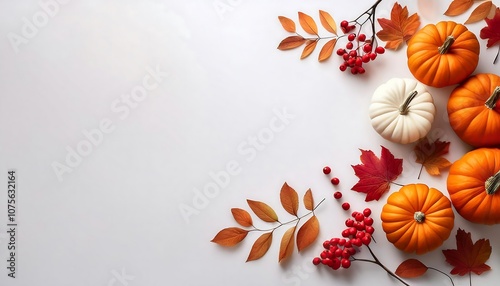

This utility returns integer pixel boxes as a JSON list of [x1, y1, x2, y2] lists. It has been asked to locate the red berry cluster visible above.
[[337, 21, 385, 75], [312, 208, 375, 269]]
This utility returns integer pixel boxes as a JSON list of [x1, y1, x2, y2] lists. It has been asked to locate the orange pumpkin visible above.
[[407, 21, 480, 88], [381, 184, 455, 255], [447, 73, 500, 147], [447, 148, 500, 224]]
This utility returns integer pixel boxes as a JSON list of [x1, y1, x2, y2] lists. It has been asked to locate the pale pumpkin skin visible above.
[[369, 78, 436, 144], [381, 184, 455, 255], [447, 148, 500, 224]]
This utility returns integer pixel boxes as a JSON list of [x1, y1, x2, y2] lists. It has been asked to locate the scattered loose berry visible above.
[[342, 202, 350, 210], [323, 166, 332, 174], [331, 177, 340, 185], [313, 257, 321, 265], [334, 191, 342, 199]]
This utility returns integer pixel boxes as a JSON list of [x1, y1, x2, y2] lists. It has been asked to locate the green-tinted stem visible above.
[[485, 86, 500, 110], [400, 91, 418, 115], [485, 170, 500, 195]]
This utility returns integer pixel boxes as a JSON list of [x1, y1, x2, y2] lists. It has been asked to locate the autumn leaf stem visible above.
[[250, 198, 325, 233], [352, 245, 410, 286], [417, 164, 424, 179], [428, 267, 455, 286], [391, 181, 405, 187]]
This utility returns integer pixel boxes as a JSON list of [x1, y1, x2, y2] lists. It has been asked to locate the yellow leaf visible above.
[[303, 188, 314, 211], [280, 182, 299, 215], [444, 0, 474, 16], [318, 38, 337, 62], [246, 232, 273, 262], [301, 40, 318, 59], [277, 36, 306, 50], [297, 215, 319, 251], [279, 226, 296, 262], [231, 208, 253, 227], [319, 10, 337, 34], [278, 16, 296, 33], [298, 12, 318, 35], [211, 227, 249, 247], [247, 199, 279, 223], [465, 1, 493, 23]]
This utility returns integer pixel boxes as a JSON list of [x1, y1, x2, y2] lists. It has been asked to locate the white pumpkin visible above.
[[369, 78, 436, 144]]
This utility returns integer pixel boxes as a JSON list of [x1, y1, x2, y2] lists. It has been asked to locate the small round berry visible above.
[[355, 212, 364, 222], [363, 208, 372, 217], [345, 42, 354, 49], [350, 67, 359, 75], [347, 58, 356, 67], [362, 235, 372, 245], [336, 48, 346, 56], [320, 251, 328, 259], [341, 258, 351, 268], [375, 46, 385, 54], [331, 177, 340, 185], [362, 54, 371, 63], [344, 240, 352, 248], [313, 257, 321, 265], [332, 258, 341, 270], [323, 166, 332, 174], [342, 229, 350, 238], [338, 238, 346, 246], [340, 20, 349, 28], [352, 238, 363, 247], [355, 57, 363, 67], [330, 238, 340, 245], [356, 231, 365, 239], [355, 221, 365, 231], [347, 33, 356, 41], [349, 50, 358, 58], [345, 218, 354, 227], [334, 191, 343, 199], [364, 217, 374, 226], [370, 52, 377, 60], [334, 248, 343, 257], [346, 247, 357, 255], [339, 63, 347, 72], [342, 249, 351, 259], [322, 258, 331, 265], [363, 44, 372, 53], [347, 25, 356, 32], [348, 227, 357, 236], [358, 67, 366, 74], [342, 202, 350, 210], [323, 240, 331, 249], [358, 33, 367, 41], [351, 211, 359, 218], [342, 53, 350, 61], [365, 225, 375, 234]]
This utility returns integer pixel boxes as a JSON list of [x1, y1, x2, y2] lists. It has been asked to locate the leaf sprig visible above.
[[211, 183, 324, 262]]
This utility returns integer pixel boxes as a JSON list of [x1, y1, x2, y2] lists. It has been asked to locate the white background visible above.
[[1, 0, 499, 285]]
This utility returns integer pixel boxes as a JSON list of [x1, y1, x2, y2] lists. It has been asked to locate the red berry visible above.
[[358, 67, 366, 74], [355, 212, 364, 222], [346, 42, 354, 49], [313, 257, 321, 265], [350, 67, 358, 75], [355, 221, 365, 231], [342, 249, 351, 259], [347, 25, 356, 32], [364, 217, 374, 226], [341, 258, 351, 268], [351, 211, 359, 218], [320, 251, 328, 259], [322, 258, 331, 265], [332, 258, 341, 270], [323, 166, 331, 174], [340, 20, 349, 28], [339, 63, 347, 72], [344, 240, 352, 248], [330, 238, 340, 245], [349, 50, 358, 58], [348, 227, 357, 236], [345, 218, 354, 227], [334, 191, 342, 199], [365, 225, 375, 234], [342, 202, 350, 210], [375, 46, 385, 54], [338, 238, 346, 246], [342, 229, 350, 238], [334, 248, 343, 257], [363, 208, 372, 217], [346, 247, 357, 255], [362, 235, 372, 245], [363, 44, 372, 53], [323, 240, 331, 249], [370, 52, 377, 60], [336, 48, 346, 56], [362, 54, 371, 63], [358, 33, 367, 41], [331, 177, 340, 185], [342, 53, 350, 61], [348, 33, 356, 41], [355, 57, 363, 67], [352, 238, 363, 247], [356, 231, 365, 239]]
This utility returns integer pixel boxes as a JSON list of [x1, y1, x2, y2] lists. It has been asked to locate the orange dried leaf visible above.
[[465, 1, 493, 23], [395, 259, 428, 278], [247, 199, 279, 223], [445, 0, 474, 16], [211, 227, 249, 247], [278, 16, 296, 33], [318, 38, 337, 62], [280, 182, 299, 216], [231, 208, 253, 227], [303, 188, 314, 211], [319, 10, 337, 34], [376, 3, 420, 50], [246, 232, 273, 262], [301, 40, 318, 59], [279, 226, 296, 262], [414, 138, 451, 178], [298, 12, 318, 35], [296, 215, 319, 251], [277, 36, 306, 50]]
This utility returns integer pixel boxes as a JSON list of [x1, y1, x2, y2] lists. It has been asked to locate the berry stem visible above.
[[494, 45, 499, 64], [428, 267, 455, 286]]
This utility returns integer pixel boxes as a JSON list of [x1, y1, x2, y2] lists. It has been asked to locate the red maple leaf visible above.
[[480, 7, 500, 48], [442, 228, 492, 276], [351, 146, 403, 201]]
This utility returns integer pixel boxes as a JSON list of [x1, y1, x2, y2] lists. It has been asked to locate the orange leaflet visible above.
[[319, 10, 337, 34], [444, 0, 474, 16], [298, 12, 318, 35], [247, 199, 279, 222], [414, 138, 451, 178], [442, 228, 492, 276], [318, 38, 337, 62], [279, 226, 296, 262], [277, 36, 306, 50], [301, 40, 318, 59], [278, 16, 296, 33], [466, 1, 494, 23], [246, 232, 273, 262], [211, 227, 249, 247], [296, 215, 319, 251], [376, 3, 420, 50], [395, 259, 428, 278], [231, 208, 253, 227], [303, 189, 314, 211], [280, 182, 299, 216]]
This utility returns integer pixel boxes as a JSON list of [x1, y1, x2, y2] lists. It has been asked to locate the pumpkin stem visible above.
[[485, 86, 500, 110], [414, 211, 425, 223], [399, 91, 418, 115], [485, 170, 500, 195], [438, 35, 455, 54]]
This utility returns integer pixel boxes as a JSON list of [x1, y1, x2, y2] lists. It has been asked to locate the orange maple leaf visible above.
[[414, 138, 452, 179], [376, 2, 421, 50]]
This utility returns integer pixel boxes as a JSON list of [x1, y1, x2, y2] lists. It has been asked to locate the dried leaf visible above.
[[414, 138, 452, 178], [246, 232, 273, 262], [277, 36, 306, 50], [444, 0, 474, 16], [395, 259, 429, 278], [376, 3, 421, 50], [301, 40, 318, 59], [279, 226, 296, 262], [231, 208, 253, 227], [211, 227, 249, 247], [318, 38, 337, 62], [442, 228, 492, 276], [480, 7, 500, 47], [319, 10, 337, 34], [298, 12, 318, 35], [280, 182, 299, 216], [465, 1, 493, 23], [351, 146, 403, 202], [247, 199, 279, 223], [303, 188, 314, 211], [296, 215, 319, 251], [278, 16, 296, 33]]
